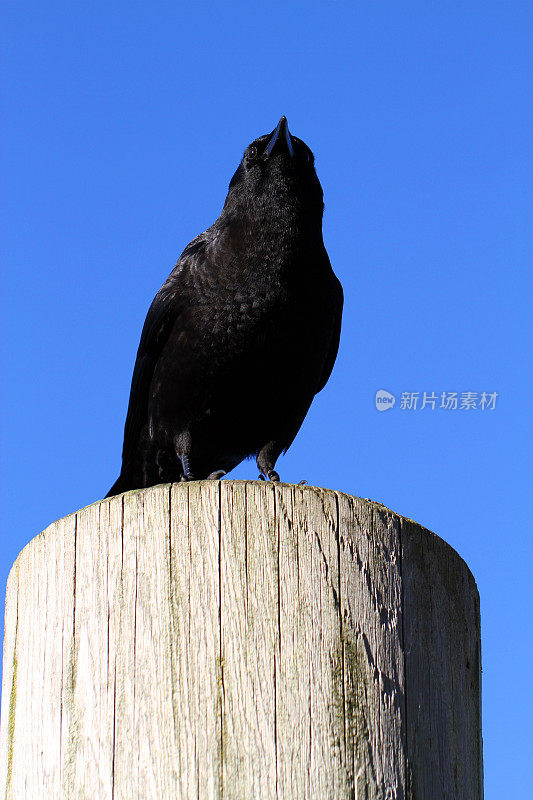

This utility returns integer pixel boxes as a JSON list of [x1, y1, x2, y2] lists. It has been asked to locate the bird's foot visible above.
[[258, 469, 280, 482], [206, 470, 226, 480]]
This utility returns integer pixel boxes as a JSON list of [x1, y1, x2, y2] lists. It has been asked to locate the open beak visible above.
[[264, 116, 294, 158]]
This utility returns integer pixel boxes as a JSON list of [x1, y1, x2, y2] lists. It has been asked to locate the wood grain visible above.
[[0, 482, 483, 799]]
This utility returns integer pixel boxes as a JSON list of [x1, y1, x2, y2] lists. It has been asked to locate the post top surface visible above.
[[9, 480, 478, 598]]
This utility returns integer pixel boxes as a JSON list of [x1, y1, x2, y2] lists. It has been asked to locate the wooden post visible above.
[[0, 482, 482, 799]]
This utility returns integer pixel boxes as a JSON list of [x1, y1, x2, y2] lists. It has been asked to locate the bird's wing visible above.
[[120, 237, 205, 470], [316, 275, 343, 394]]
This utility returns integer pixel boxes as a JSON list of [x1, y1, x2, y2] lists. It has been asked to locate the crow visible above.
[[107, 117, 343, 497]]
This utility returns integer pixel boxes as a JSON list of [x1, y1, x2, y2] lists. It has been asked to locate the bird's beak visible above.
[[264, 116, 294, 158]]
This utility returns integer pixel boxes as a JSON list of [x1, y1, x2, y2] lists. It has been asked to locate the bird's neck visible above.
[[222, 200, 324, 254]]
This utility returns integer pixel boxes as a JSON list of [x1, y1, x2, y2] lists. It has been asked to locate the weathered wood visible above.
[[0, 481, 483, 799]]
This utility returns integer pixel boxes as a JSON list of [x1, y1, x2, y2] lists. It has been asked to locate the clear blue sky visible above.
[[1, 2, 531, 794]]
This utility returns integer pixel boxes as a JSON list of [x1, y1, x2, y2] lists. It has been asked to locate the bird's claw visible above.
[[259, 469, 280, 482], [206, 470, 226, 480]]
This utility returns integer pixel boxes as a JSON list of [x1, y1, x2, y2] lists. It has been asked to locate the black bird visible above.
[[107, 117, 343, 497]]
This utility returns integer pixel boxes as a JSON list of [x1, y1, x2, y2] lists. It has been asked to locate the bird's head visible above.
[[224, 117, 324, 224]]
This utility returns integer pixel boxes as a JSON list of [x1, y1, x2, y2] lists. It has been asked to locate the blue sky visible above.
[[1, 2, 532, 794]]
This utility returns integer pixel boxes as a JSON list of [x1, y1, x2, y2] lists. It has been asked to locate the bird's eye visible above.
[[247, 146, 258, 161]]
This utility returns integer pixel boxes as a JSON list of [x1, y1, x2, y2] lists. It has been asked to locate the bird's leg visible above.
[[257, 441, 282, 482], [180, 453, 194, 481], [174, 431, 194, 481]]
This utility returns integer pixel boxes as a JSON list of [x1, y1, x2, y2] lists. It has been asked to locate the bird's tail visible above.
[[106, 473, 134, 498]]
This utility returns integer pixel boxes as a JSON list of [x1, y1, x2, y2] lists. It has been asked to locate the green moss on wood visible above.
[[331, 629, 377, 799], [61, 639, 81, 792], [216, 654, 226, 800], [5, 619, 18, 799]]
